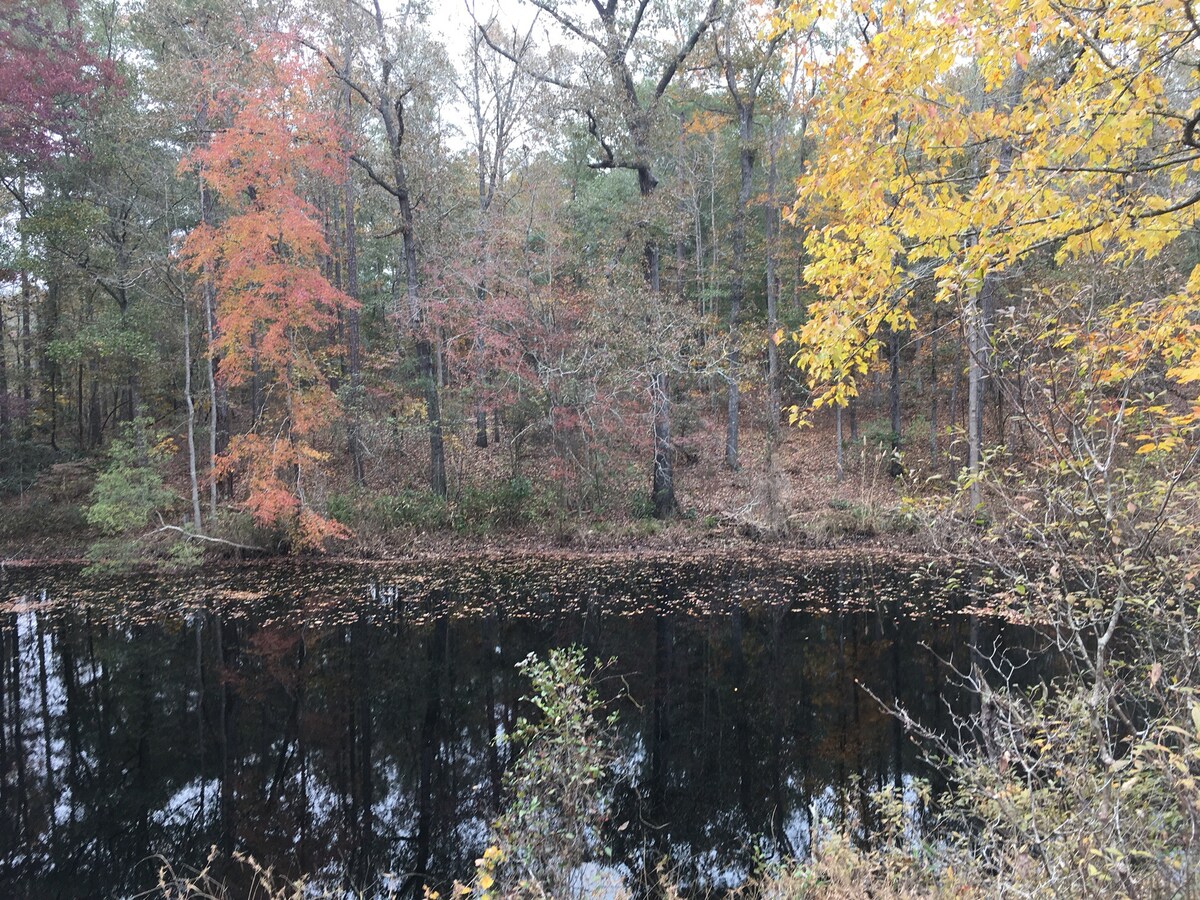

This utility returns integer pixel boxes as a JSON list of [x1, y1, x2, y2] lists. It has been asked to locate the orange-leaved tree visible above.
[[180, 36, 354, 549]]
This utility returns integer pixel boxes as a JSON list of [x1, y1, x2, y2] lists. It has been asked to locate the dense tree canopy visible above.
[[0, 0, 1193, 566]]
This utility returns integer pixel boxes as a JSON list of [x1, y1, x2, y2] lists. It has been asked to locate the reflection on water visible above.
[[0, 557, 1044, 899]]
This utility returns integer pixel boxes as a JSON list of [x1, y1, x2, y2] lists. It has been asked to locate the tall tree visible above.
[[491, 0, 721, 517], [180, 37, 354, 548], [714, 1, 784, 471], [312, 0, 450, 498], [461, 10, 538, 450]]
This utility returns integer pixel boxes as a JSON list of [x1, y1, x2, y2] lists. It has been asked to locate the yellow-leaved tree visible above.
[[787, 0, 1200, 505], [780, 2, 1200, 893]]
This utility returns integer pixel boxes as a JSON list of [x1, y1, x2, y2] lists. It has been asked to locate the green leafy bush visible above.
[[0, 496, 88, 541], [372, 490, 450, 530], [327, 488, 450, 533], [85, 421, 175, 536], [492, 647, 618, 899], [629, 491, 656, 520]]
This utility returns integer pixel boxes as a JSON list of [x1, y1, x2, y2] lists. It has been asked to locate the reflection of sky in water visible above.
[[152, 777, 220, 831], [0, 559, 1045, 899]]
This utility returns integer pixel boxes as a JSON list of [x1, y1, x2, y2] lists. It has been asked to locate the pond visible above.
[[0, 555, 1045, 899]]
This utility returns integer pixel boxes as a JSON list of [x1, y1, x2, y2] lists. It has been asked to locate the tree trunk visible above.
[[835, 404, 844, 482], [199, 176, 227, 515], [888, 329, 901, 442], [19, 239, 32, 439], [183, 289, 202, 530], [966, 293, 983, 510], [979, 267, 998, 450], [725, 104, 755, 471], [87, 360, 101, 448], [39, 262, 61, 449], [343, 76, 365, 486], [374, 24, 446, 497], [641, 169, 677, 518], [929, 309, 939, 463], [0, 292, 8, 441], [888, 328, 902, 476], [203, 282, 221, 515], [475, 407, 488, 449]]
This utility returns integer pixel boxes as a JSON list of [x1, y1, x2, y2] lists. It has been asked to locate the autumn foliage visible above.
[[179, 37, 354, 548], [0, 0, 117, 167], [787, 0, 1200, 445]]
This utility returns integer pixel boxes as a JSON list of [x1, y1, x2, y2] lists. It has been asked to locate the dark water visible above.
[[0, 556, 1045, 899]]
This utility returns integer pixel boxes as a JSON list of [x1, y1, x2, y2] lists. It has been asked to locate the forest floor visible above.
[[0, 404, 949, 566]]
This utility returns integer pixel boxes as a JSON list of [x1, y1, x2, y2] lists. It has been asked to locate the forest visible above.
[[3, 0, 1200, 896], [0, 0, 1193, 565]]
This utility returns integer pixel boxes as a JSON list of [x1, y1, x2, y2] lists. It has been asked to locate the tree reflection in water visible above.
[[0, 558, 1045, 899]]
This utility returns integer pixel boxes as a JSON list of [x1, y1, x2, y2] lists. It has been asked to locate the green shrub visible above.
[[372, 490, 450, 530], [0, 496, 88, 541], [492, 648, 618, 898], [456, 476, 533, 531], [629, 491, 656, 520], [325, 488, 450, 532], [863, 417, 899, 450], [85, 421, 175, 537], [325, 491, 356, 526]]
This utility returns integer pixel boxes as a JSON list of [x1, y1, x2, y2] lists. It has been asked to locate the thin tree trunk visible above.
[[724, 100, 755, 472], [966, 293, 983, 510], [75, 359, 82, 449], [475, 407, 488, 450], [19, 233, 32, 438], [182, 288, 202, 530], [87, 360, 101, 448], [889, 329, 901, 441], [369, 0, 446, 497], [343, 68, 364, 486], [645, 217, 677, 518], [199, 174, 224, 516], [929, 310, 939, 463], [836, 403, 844, 482], [203, 284, 220, 516], [888, 328, 902, 476], [0, 292, 8, 441], [42, 270, 60, 449], [765, 137, 782, 448], [718, 30, 779, 471], [250, 332, 263, 426]]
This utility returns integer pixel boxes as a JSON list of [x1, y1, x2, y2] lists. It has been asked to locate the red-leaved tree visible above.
[[0, 0, 117, 169]]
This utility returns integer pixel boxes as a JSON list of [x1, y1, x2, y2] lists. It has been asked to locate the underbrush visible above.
[[328, 487, 451, 533], [328, 477, 544, 538], [0, 494, 89, 543], [0, 439, 74, 496]]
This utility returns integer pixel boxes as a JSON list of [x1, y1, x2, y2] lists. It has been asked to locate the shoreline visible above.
[[0, 525, 940, 573]]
